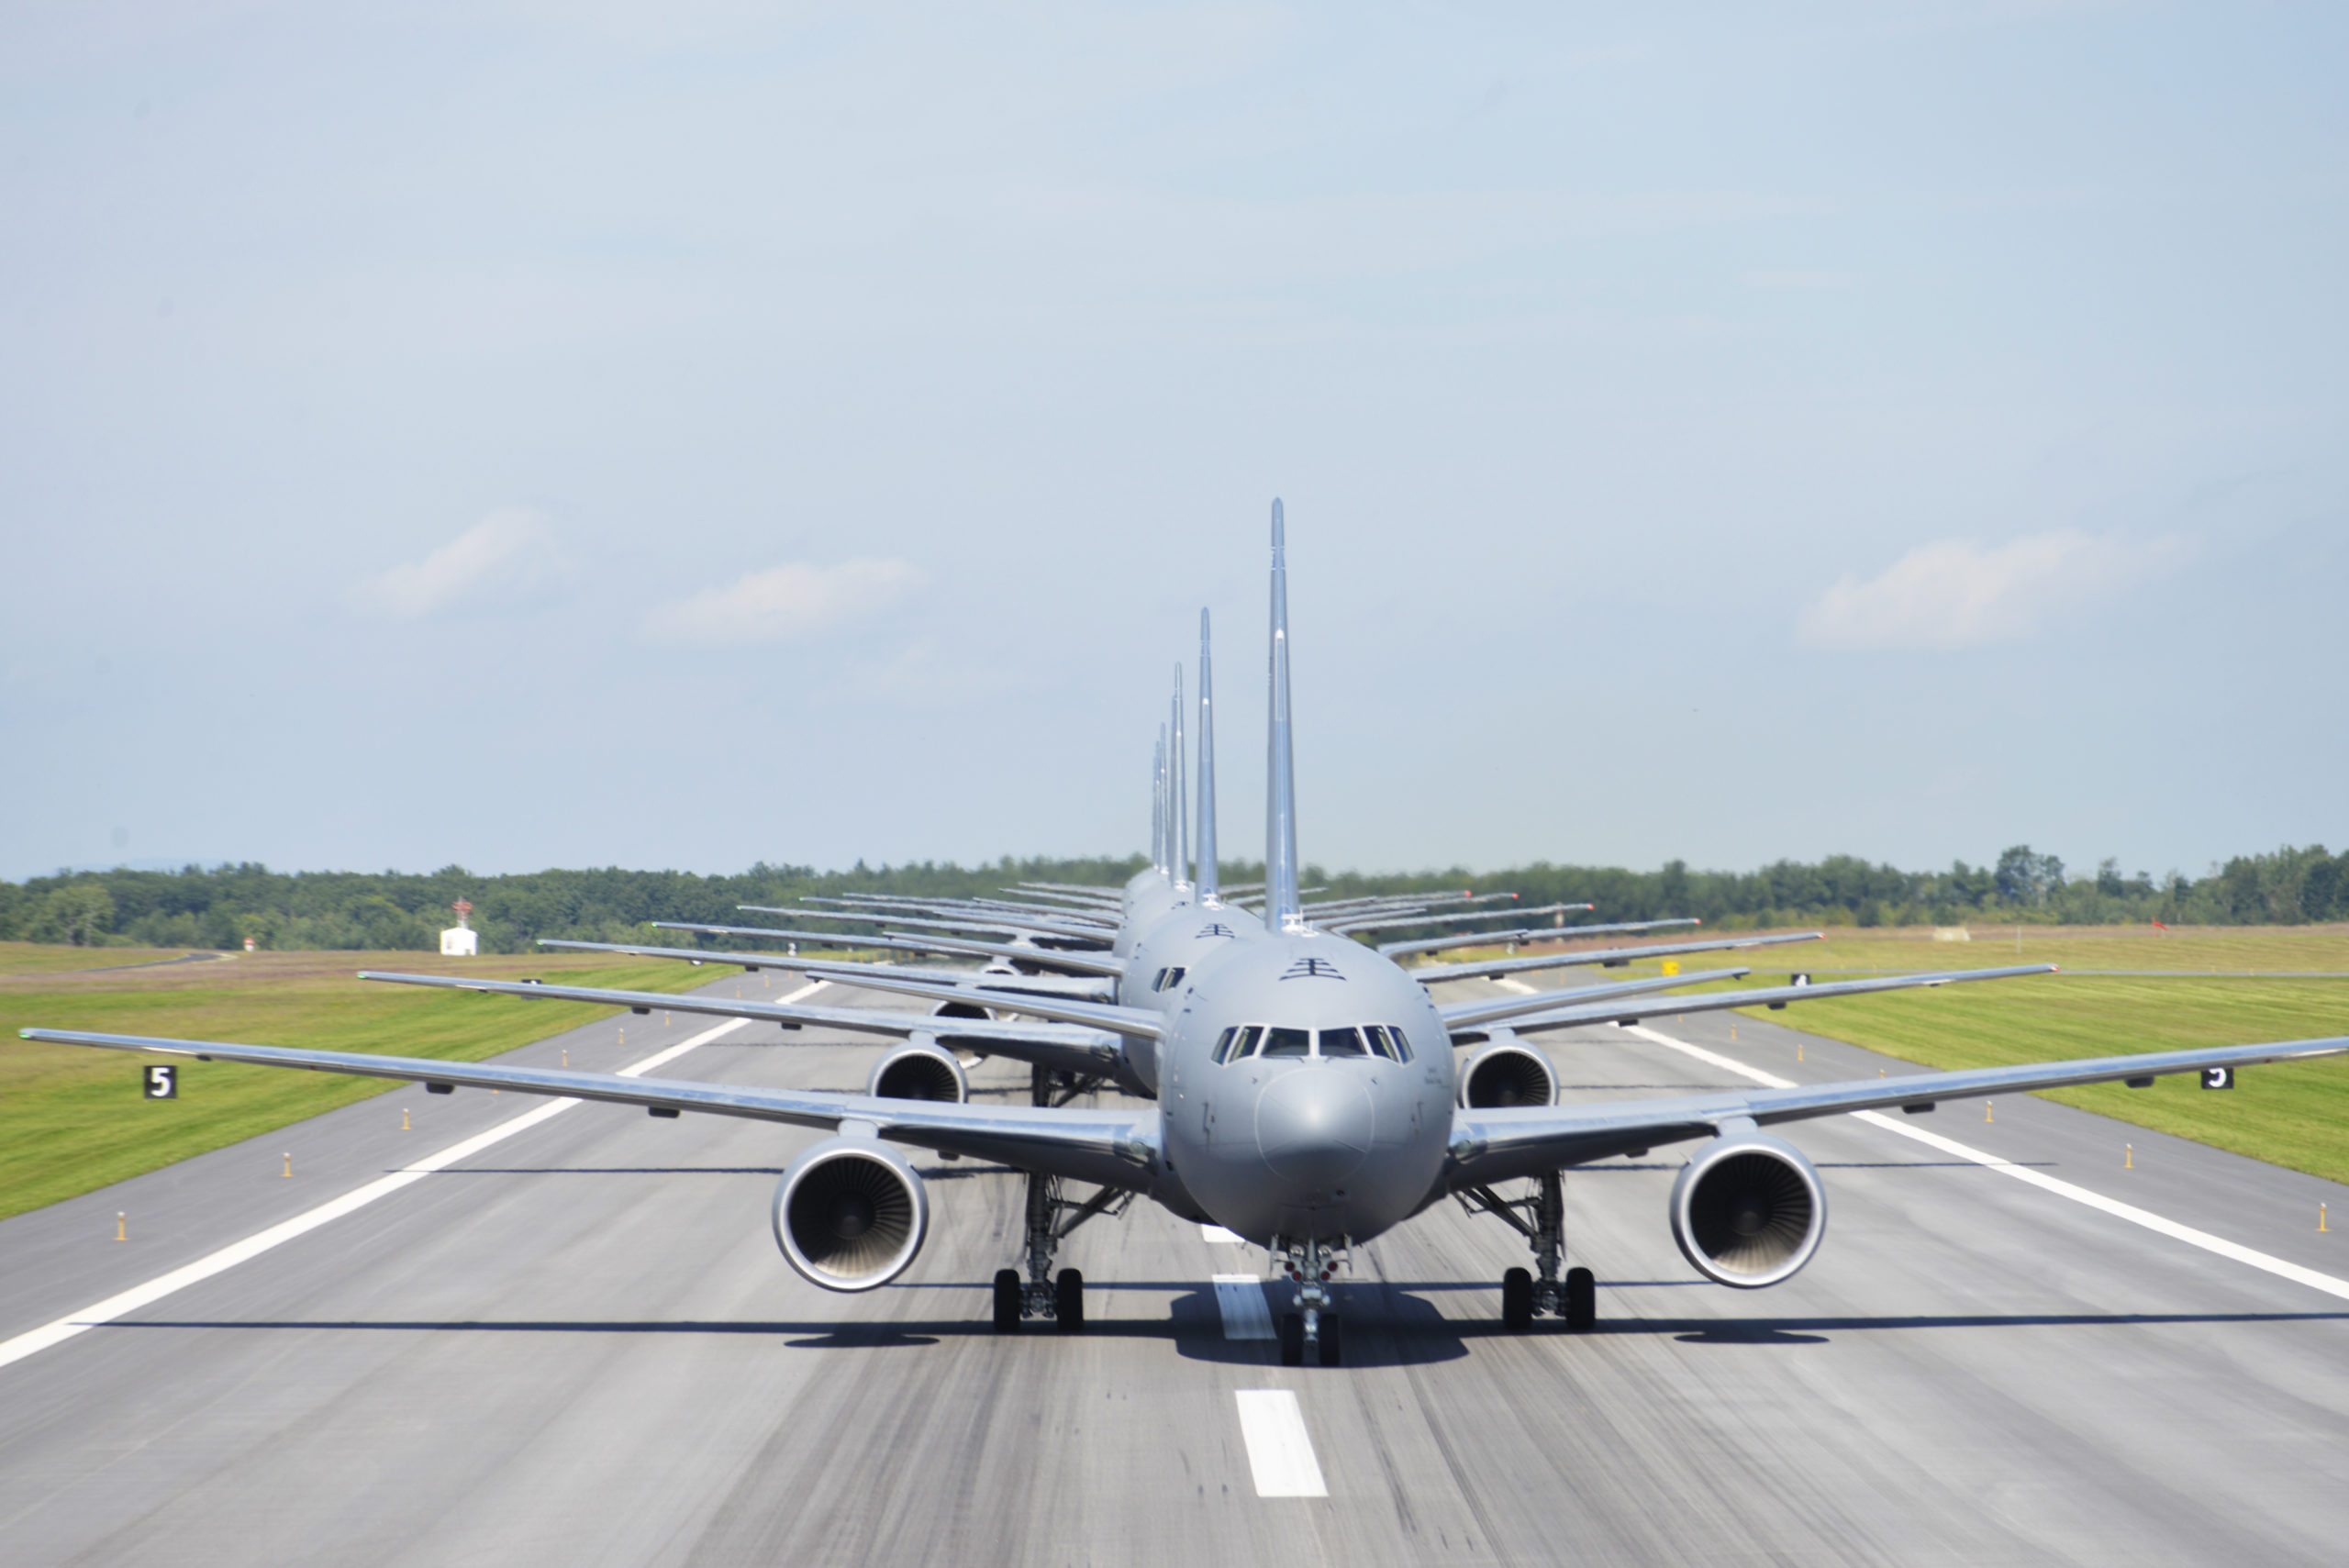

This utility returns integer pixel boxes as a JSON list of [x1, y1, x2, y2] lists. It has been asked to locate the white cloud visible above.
[[352, 509, 570, 619], [1796, 529, 2179, 651], [639, 558, 924, 646]]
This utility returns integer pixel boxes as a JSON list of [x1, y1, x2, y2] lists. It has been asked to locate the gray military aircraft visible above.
[[26, 502, 2349, 1367]]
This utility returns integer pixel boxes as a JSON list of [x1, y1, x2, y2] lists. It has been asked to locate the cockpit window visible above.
[[1259, 1027, 1312, 1058], [1158, 966, 1186, 992], [1215, 1023, 1412, 1062]]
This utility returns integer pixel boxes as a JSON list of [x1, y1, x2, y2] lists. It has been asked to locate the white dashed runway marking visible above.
[[1234, 1389, 1327, 1496]]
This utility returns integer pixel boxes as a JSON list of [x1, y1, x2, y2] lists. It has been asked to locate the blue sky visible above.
[[3, 2, 2343, 884]]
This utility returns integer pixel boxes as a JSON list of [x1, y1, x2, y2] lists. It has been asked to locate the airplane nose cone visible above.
[[1254, 1069, 1375, 1189]]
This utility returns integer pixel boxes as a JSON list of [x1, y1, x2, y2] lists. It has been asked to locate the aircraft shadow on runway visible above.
[[99, 1301, 2342, 1363], [395, 1162, 1020, 1180]]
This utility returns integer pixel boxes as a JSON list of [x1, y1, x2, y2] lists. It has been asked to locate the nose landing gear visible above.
[[1272, 1234, 1350, 1366], [1463, 1172, 1598, 1332]]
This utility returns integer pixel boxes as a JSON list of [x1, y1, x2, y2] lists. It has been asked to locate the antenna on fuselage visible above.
[[1172, 666, 1191, 893], [1197, 607, 1219, 906], [1265, 498, 1306, 934]]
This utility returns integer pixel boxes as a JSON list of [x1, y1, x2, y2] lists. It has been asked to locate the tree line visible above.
[[2, 844, 2343, 953]]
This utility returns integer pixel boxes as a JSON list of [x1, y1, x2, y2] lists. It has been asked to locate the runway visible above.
[[5, 967, 2348, 1565]]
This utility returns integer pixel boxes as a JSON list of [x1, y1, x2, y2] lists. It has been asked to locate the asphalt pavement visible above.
[[3, 963, 2346, 1566]]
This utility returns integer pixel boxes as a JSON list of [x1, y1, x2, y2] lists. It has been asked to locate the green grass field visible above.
[[1427, 924, 2349, 1185], [0, 943, 729, 1221]]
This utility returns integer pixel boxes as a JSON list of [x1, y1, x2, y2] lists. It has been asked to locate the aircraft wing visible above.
[[790, 969, 1168, 1039], [1442, 969, 1752, 1037], [20, 1029, 1155, 1190], [1446, 1034, 2349, 1187], [650, 923, 1128, 978], [355, 972, 1128, 1078], [1408, 930, 1822, 986], [1469, 964, 2057, 1037], [1380, 917, 1699, 959], [534, 940, 1116, 1000], [1319, 902, 1587, 937], [750, 905, 1114, 944]]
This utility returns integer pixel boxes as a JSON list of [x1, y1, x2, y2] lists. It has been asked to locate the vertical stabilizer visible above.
[[1264, 499, 1306, 932], [1153, 731, 1167, 873], [1196, 608, 1219, 904], [1172, 668, 1191, 891]]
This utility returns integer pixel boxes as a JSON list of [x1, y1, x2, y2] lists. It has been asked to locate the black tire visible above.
[[1317, 1313, 1342, 1367], [1279, 1312, 1305, 1366], [1564, 1266, 1596, 1332], [1054, 1267, 1085, 1333], [1502, 1267, 1534, 1331], [993, 1268, 1022, 1332]]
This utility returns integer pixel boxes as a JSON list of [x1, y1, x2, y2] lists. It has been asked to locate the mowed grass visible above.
[[1458, 927, 2349, 1185], [0, 944, 725, 1221], [1750, 973, 2349, 1184]]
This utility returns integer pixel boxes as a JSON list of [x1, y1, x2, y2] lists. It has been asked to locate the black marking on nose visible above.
[[1280, 958, 1346, 981]]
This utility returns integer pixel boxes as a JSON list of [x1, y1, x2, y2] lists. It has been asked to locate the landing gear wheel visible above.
[[1317, 1313, 1342, 1367], [1502, 1267, 1534, 1331], [993, 1269, 1022, 1332], [1279, 1312, 1305, 1366], [1053, 1268, 1085, 1332], [1564, 1266, 1596, 1332]]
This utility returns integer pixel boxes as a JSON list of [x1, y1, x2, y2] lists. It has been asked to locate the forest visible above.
[[4, 843, 2343, 953]]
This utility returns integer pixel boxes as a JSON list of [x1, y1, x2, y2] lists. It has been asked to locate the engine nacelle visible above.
[[1457, 1040, 1557, 1108], [772, 1138, 929, 1292], [1668, 1132, 1826, 1288], [865, 1041, 968, 1103]]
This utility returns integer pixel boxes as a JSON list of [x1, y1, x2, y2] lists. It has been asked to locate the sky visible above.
[[3, 1, 2343, 886]]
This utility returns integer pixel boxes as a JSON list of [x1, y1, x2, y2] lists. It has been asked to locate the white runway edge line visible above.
[[0, 984, 827, 1374], [1214, 1274, 1275, 1340], [1616, 1021, 2349, 1306], [1234, 1390, 1328, 1497]]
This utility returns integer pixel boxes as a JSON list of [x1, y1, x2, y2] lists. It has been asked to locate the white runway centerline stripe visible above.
[[0, 984, 827, 1374], [1234, 1390, 1327, 1496], [1199, 1224, 1247, 1244], [1213, 1274, 1275, 1340], [1617, 1022, 2349, 1305]]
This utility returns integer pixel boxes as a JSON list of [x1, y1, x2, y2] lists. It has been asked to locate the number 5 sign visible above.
[[143, 1064, 178, 1099]]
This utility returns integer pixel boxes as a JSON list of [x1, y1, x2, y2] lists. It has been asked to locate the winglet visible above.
[[1197, 607, 1220, 905], [1265, 499, 1306, 933], [1172, 665, 1191, 891]]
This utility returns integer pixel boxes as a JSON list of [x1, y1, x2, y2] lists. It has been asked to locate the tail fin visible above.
[[1196, 608, 1220, 904], [1172, 668, 1191, 890], [1153, 729, 1167, 874], [1264, 499, 1306, 932]]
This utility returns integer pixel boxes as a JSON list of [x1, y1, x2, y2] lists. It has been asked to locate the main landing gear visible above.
[[1273, 1235, 1348, 1366], [994, 1067, 1132, 1334], [1461, 1172, 1597, 1333]]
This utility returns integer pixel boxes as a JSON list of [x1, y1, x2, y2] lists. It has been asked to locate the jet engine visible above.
[[772, 1137, 930, 1291], [865, 1041, 968, 1102], [1457, 1040, 1557, 1108], [1668, 1131, 1826, 1288]]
